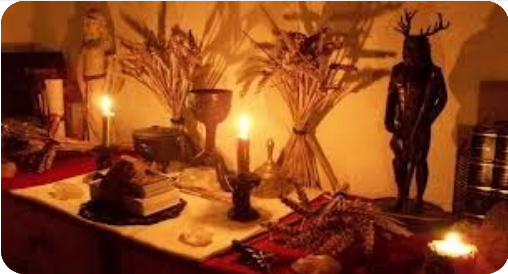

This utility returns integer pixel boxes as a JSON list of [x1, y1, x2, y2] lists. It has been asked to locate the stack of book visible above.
[[123, 174, 180, 216], [90, 155, 181, 217]]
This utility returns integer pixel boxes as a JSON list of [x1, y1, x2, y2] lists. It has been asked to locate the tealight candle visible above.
[[237, 114, 250, 174], [99, 94, 114, 147], [427, 232, 478, 274], [429, 232, 477, 259]]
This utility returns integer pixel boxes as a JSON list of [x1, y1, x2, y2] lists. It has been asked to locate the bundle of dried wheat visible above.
[[265, 190, 411, 258], [239, 9, 366, 190], [119, 2, 225, 119]]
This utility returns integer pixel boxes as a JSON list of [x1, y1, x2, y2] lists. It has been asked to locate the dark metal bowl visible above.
[[132, 126, 181, 171]]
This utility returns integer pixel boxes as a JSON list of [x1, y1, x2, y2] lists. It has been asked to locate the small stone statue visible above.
[[385, 10, 449, 213], [76, 9, 115, 143]]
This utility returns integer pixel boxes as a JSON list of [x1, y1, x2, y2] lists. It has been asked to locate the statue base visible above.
[[374, 197, 453, 233]]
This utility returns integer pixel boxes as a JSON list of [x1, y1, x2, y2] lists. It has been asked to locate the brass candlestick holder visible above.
[[188, 89, 233, 191]]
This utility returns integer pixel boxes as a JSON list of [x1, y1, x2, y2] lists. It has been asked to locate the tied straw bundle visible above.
[[119, 2, 226, 121], [239, 8, 362, 190]]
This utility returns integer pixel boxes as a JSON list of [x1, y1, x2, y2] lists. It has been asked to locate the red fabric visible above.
[[1, 154, 97, 190], [1, 151, 137, 190], [204, 196, 431, 274], [204, 196, 498, 274]]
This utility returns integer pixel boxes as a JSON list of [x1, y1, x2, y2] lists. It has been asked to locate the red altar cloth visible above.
[[1, 151, 136, 190], [204, 198, 431, 274], [1, 154, 97, 191]]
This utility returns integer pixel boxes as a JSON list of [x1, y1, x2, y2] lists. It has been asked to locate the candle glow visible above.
[[237, 113, 250, 174], [239, 114, 250, 140], [99, 94, 114, 117], [429, 232, 477, 258], [99, 94, 114, 147]]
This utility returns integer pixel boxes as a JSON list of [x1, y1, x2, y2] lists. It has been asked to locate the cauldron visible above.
[[132, 126, 181, 172]]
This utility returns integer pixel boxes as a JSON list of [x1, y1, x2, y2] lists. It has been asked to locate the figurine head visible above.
[[83, 9, 109, 46], [402, 35, 431, 66], [395, 10, 450, 66]]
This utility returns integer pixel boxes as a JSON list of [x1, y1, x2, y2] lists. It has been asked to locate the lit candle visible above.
[[429, 232, 477, 258], [99, 94, 114, 147], [237, 114, 250, 174], [428, 231, 478, 273]]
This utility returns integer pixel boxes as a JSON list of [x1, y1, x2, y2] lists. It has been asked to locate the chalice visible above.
[[187, 89, 233, 191]]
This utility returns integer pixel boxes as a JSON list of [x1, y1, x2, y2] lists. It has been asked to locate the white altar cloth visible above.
[[8, 173, 315, 262]]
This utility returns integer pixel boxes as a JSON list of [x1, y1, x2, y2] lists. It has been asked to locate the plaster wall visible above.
[[2, 1, 508, 210], [2, 1, 34, 46]]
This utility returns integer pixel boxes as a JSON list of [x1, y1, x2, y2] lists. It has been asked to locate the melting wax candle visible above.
[[237, 114, 250, 174], [99, 94, 114, 147]]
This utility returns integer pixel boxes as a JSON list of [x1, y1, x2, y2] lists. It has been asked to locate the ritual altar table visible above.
[[1, 159, 318, 274], [2, 155, 498, 274]]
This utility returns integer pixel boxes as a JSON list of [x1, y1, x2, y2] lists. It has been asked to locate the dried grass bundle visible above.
[[266, 190, 411, 258], [239, 8, 364, 190], [119, 2, 225, 119]]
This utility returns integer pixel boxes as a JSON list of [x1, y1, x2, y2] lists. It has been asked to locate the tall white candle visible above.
[[99, 94, 114, 147], [237, 114, 250, 174]]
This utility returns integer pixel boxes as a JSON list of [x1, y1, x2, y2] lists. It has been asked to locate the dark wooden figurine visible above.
[[385, 10, 449, 213]]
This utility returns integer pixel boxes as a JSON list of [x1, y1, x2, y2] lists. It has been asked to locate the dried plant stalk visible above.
[[238, 7, 366, 190], [239, 4, 392, 190], [119, 26, 199, 119], [119, 2, 226, 119], [118, 3, 229, 161], [266, 189, 412, 258]]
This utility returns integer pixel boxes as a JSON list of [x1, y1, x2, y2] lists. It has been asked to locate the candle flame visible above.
[[239, 114, 250, 140], [429, 231, 477, 258], [99, 94, 114, 117], [445, 232, 461, 243]]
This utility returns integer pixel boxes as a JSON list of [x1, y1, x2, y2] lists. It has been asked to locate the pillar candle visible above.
[[237, 115, 250, 174], [99, 94, 114, 147]]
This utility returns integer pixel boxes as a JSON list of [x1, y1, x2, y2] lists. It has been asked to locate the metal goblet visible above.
[[187, 89, 233, 191]]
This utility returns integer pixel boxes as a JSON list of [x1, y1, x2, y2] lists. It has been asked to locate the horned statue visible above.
[[385, 10, 450, 214]]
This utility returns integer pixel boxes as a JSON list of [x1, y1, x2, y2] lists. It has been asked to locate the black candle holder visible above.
[[228, 172, 261, 222], [93, 145, 114, 170]]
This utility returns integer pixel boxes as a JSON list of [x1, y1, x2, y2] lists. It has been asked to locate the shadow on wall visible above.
[[448, 5, 508, 145], [118, 1, 259, 83], [240, 2, 401, 126], [200, 2, 256, 70], [284, 1, 400, 61]]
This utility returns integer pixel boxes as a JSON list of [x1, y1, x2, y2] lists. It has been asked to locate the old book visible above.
[[128, 179, 174, 198], [127, 175, 176, 198], [122, 188, 180, 217]]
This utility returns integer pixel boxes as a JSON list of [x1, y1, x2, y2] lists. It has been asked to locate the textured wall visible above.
[[2, 1, 34, 45], [2, 1, 508, 210]]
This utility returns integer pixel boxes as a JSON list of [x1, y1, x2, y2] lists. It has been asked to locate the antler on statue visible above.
[[395, 9, 417, 36], [420, 13, 450, 36]]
